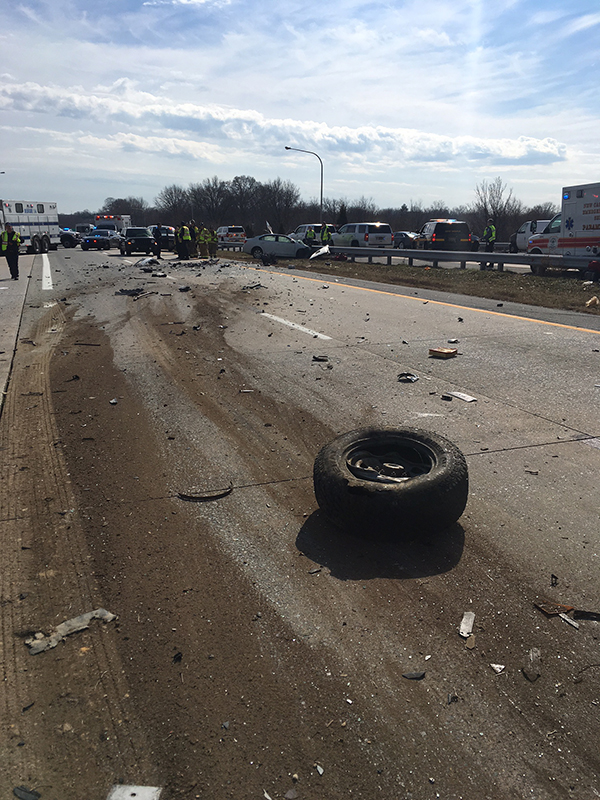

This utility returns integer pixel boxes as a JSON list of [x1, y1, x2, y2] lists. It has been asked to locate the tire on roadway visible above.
[[313, 427, 468, 539]]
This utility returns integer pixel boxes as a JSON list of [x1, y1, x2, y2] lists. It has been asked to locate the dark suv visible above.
[[120, 227, 156, 256], [415, 219, 472, 251]]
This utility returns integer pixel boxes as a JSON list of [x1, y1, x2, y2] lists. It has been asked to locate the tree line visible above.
[[59, 176, 558, 242]]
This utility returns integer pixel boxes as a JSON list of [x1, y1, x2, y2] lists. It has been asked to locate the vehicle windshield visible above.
[[127, 228, 152, 236]]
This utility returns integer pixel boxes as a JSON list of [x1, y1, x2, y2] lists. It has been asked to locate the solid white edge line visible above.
[[41, 253, 53, 290], [261, 312, 332, 340]]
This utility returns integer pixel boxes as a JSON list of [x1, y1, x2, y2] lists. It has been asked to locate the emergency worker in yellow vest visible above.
[[198, 224, 210, 259], [305, 227, 316, 247], [1, 224, 23, 280], [208, 228, 218, 257], [481, 218, 496, 270], [188, 220, 199, 258], [176, 222, 190, 260], [320, 223, 332, 247]]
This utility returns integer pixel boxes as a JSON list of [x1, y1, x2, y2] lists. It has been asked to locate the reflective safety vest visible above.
[[483, 224, 496, 242], [181, 225, 191, 241], [306, 228, 316, 240], [199, 227, 209, 243], [320, 225, 332, 243], [209, 229, 218, 243], [1, 230, 22, 251]]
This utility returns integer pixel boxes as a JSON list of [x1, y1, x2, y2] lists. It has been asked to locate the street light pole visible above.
[[284, 146, 323, 224]]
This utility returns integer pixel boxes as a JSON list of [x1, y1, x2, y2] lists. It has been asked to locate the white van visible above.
[[509, 220, 550, 253], [331, 222, 393, 248], [217, 225, 246, 243]]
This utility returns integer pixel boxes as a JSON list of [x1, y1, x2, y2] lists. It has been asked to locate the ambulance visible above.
[[94, 214, 131, 233], [1, 199, 60, 253], [527, 183, 600, 272]]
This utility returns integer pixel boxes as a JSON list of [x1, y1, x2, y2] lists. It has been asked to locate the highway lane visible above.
[[2, 246, 600, 799]]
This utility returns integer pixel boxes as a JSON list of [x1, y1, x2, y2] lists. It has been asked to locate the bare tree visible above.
[[472, 177, 524, 240], [259, 178, 301, 233], [187, 176, 232, 227], [155, 184, 190, 225]]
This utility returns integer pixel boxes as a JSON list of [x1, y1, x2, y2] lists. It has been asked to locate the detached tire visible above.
[[313, 427, 468, 539]]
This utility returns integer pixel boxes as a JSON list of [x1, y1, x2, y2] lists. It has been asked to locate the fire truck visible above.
[[527, 182, 600, 273], [1, 199, 60, 253], [94, 214, 131, 233]]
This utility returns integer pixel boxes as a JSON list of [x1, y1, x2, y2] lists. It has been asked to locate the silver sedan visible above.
[[243, 234, 311, 259]]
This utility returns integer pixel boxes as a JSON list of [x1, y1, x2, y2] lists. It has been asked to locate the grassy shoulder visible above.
[[228, 251, 600, 315]]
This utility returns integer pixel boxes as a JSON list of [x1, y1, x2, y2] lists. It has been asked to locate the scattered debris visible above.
[[132, 291, 159, 301], [239, 388, 254, 393], [242, 283, 265, 290], [402, 671, 426, 680], [65, 375, 80, 382], [172, 651, 183, 664], [429, 347, 458, 358], [152, 272, 167, 278], [524, 469, 539, 475], [490, 663, 505, 674], [74, 341, 100, 347], [447, 391, 476, 402], [115, 288, 145, 296], [308, 568, 321, 575], [178, 285, 191, 292], [109, 398, 118, 405], [285, 790, 298, 800], [263, 791, 273, 800], [312, 355, 329, 362], [25, 608, 116, 655], [177, 483, 233, 502], [459, 611, 475, 638], [522, 647, 542, 682], [397, 372, 419, 383], [315, 764, 324, 776], [447, 338, 459, 343], [13, 787, 41, 800], [134, 256, 160, 267], [551, 574, 559, 587], [465, 636, 476, 649], [441, 394, 453, 401], [447, 693, 459, 704], [585, 295, 599, 307]]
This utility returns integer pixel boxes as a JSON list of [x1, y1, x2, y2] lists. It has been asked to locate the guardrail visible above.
[[218, 242, 245, 252], [326, 246, 598, 276]]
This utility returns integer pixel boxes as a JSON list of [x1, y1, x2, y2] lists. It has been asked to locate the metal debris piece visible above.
[[490, 664, 505, 674], [152, 272, 167, 278], [177, 483, 233, 502], [441, 394, 453, 401], [242, 283, 265, 290], [178, 285, 191, 292], [109, 398, 118, 405], [402, 671, 426, 680], [447, 338, 459, 343], [316, 764, 324, 776], [25, 608, 116, 655], [465, 635, 476, 649], [585, 295, 599, 307], [132, 291, 159, 301], [263, 791, 273, 800], [447, 391, 476, 402], [559, 613, 580, 629], [134, 256, 160, 267], [312, 355, 329, 362], [429, 347, 458, 358], [459, 611, 475, 638], [522, 647, 542, 682], [534, 600, 574, 616], [397, 372, 419, 383], [524, 469, 539, 475], [115, 288, 145, 296], [310, 244, 330, 260], [13, 787, 41, 800]]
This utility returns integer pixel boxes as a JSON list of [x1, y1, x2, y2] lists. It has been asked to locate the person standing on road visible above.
[[176, 222, 190, 260], [320, 223, 332, 247], [152, 223, 164, 259], [1, 223, 22, 280], [189, 220, 199, 258], [198, 224, 210, 258], [305, 226, 316, 247], [481, 218, 496, 270]]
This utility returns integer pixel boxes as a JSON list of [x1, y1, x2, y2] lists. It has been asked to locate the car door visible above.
[[274, 235, 296, 256]]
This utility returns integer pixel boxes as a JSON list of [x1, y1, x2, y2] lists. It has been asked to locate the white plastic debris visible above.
[[316, 764, 324, 776], [490, 663, 505, 674], [107, 788, 162, 800], [26, 608, 117, 655], [448, 391, 477, 403], [459, 611, 475, 638], [559, 613, 580, 629]]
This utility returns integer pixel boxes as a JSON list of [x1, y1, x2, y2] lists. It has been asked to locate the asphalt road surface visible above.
[[1, 248, 600, 800]]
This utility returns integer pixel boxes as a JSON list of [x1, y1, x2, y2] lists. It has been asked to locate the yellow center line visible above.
[[248, 265, 600, 336]]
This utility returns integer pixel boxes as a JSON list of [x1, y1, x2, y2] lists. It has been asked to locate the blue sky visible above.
[[1, 0, 599, 213]]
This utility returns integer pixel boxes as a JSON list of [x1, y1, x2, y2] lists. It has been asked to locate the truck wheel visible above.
[[41, 236, 50, 253], [32, 237, 41, 254], [313, 427, 468, 540]]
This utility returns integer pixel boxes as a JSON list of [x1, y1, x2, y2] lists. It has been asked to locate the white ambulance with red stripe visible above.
[[528, 183, 600, 267]]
